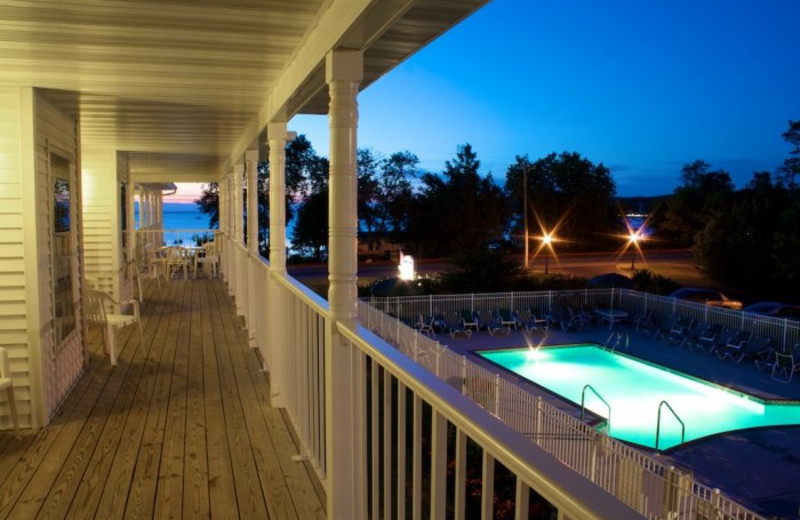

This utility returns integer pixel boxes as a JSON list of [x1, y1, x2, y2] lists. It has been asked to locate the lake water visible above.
[[134, 201, 296, 247]]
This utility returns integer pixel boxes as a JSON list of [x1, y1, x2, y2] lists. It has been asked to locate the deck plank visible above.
[[182, 279, 211, 519], [153, 279, 194, 519], [0, 278, 325, 520], [218, 284, 326, 519], [207, 283, 269, 518], [202, 280, 240, 520], [123, 280, 188, 520], [93, 280, 181, 520], [62, 281, 168, 520], [213, 285, 299, 520]]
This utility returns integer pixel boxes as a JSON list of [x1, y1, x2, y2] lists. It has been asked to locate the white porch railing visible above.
[[219, 233, 653, 519], [364, 291, 773, 520]]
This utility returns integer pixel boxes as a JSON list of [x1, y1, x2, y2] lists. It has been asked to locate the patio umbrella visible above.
[[588, 272, 634, 289]]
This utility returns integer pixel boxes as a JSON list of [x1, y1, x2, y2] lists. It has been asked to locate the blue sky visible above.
[[292, 0, 800, 196]]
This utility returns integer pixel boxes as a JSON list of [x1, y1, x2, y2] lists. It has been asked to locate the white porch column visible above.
[[125, 181, 135, 263], [218, 176, 227, 278], [268, 122, 289, 272], [325, 48, 363, 519], [266, 122, 290, 406], [246, 149, 260, 347], [246, 150, 259, 255], [233, 162, 244, 245], [233, 163, 246, 313]]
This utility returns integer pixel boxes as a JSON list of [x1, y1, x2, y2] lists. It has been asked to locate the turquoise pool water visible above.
[[478, 345, 800, 450]]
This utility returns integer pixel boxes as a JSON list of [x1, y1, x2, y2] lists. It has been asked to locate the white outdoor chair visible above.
[[165, 246, 191, 279], [85, 289, 145, 366], [0, 347, 20, 438], [194, 241, 220, 278]]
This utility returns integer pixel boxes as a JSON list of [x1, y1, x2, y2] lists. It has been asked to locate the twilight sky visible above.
[[291, 0, 800, 197]]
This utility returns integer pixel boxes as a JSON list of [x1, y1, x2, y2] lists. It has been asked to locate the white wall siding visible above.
[[0, 88, 38, 427], [81, 147, 120, 298]]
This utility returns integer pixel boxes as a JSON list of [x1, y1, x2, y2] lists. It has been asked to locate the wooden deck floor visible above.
[[0, 278, 326, 520]]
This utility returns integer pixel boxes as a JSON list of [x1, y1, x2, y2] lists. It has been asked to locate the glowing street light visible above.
[[628, 230, 642, 270], [541, 232, 553, 274]]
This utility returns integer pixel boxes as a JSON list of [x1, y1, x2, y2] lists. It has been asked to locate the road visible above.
[[288, 248, 708, 287]]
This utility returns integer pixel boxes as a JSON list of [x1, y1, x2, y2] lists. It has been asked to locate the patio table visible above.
[[594, 308, 628, 330]]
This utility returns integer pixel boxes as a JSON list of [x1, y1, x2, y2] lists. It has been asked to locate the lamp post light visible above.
[[628, 231, 641, 270], [523, 166, 529, 269], [542, 233, 552, 274]]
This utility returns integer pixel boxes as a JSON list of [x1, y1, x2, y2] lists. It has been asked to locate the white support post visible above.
[[233, 162, 246, 313], [233, 162, 244, 245], [324, 48, 363, 520], [482, 450, 495, 519], [267, 121, 290, 406], [246, 149, 259, 345], [126, 181, 135, 263]]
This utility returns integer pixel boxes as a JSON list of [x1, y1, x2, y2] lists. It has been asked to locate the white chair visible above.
[[165, 246, 190, 279], [85, 289, 145, 366], [194, 241, 220, 278], [0, 347, 20, 438]]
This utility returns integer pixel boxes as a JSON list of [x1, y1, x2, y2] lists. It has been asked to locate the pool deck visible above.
[[435, 322, 800, 520]]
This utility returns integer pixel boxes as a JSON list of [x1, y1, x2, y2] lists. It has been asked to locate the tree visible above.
[[692, 171, 798, 296], [779, 119, 800, 193], [407, 144, 508, 256], [359, 150, 417, 252], [291, 188, 329, 260], [195, 182, 220, 228], [256, 135, 327, 256], [652, 160, 734, 245], [505, 152, 617, 250]]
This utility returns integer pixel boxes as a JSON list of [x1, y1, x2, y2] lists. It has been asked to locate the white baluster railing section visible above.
[[359, 296, 768, 520]]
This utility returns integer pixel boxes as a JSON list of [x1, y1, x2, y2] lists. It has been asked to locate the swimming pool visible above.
[[478, 344, 800, 450]]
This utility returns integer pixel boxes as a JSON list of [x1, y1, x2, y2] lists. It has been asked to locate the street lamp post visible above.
[[542, 233, 552, 274], [523, 166, 529, 269], [628, 231, 640, 270]]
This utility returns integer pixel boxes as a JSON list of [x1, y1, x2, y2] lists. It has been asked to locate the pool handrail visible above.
[[656, 399, 686, 450], [581, 384, 612, 433]]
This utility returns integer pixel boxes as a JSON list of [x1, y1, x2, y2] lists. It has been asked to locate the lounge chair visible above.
[[459, 309, 479, 334], [771, 343, 800, 383], [547, 305, 583, 331], [718, 332, 769, 363], [680, 322, 710, 350], [498, 308, 518, 331], [631, 309, 654, 333], [414, 314, 435, 338], [667, 317, 694, 344], [444, 313, 472, 338], [478, 309, 510, 336], [705, 328, 742, 357], [517, 309, 545, 334], [652, 314, 682, 340]]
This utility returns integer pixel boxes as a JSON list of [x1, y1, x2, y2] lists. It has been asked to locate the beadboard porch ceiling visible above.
[[0, 0, 488, 179]]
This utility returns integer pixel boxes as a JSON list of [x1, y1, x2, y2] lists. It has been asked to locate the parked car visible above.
[[668, 287, 743, 310], [742, 301, 800, 321]]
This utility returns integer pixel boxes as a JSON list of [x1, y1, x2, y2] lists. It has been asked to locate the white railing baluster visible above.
[[481, 450, 495, 519], [454, 429, 467, 520], [431, 410, 448, 519], [397, 382, 407, 520], [412, 394, 423, 520]]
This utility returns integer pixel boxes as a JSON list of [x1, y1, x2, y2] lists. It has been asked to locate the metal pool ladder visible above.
[[656, 400, 685, 450], [581, 384, 611, 433]]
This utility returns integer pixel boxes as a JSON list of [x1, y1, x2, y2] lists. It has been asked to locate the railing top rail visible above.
[[339, 322, 645, 520]]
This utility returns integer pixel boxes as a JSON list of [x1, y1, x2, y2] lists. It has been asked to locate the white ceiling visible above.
[[0, 0, 488, 179]]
